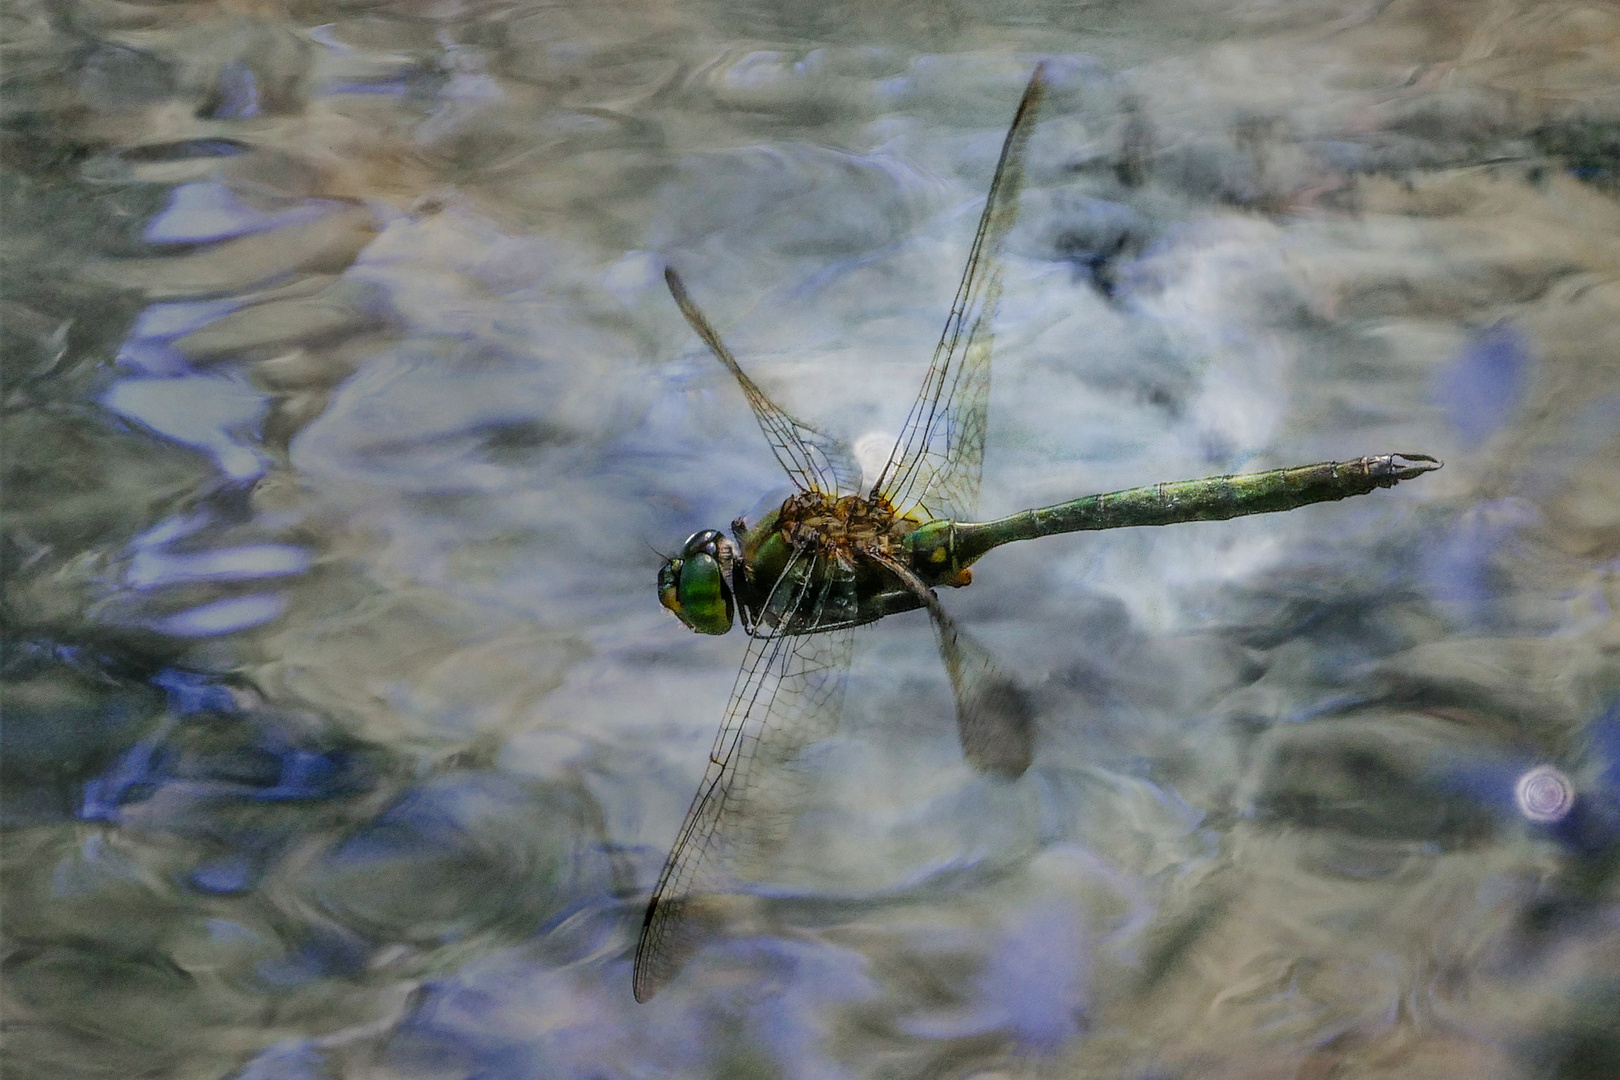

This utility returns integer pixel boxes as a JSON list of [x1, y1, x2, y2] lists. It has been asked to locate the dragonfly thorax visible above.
[[775, 491, 912, 559]]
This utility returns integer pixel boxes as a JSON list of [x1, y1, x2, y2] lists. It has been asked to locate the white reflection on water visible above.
[[153, 593, 288, 637], [102, 374, 271, 480], [128, 544, 312, 589], [145, 182, 346, 245], [1516, 765, 1576, 825], [5, 2, 1620, 1078]]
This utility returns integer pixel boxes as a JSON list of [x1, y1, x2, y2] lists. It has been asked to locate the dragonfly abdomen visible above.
[[910, 453, 1441, 572]]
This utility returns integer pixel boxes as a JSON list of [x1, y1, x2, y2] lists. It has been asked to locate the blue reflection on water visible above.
[[120, 515, 309, 635], [738, 939, 878, 1077], [190, 853, 256, 894], [75, 680, 373, 907], [1420, 499, 1538, 623], [209, 61, 260, 121], [381, 959, 638, 1078], [1427, 700, 1620, 855], [128, 544, 312, 589], [1431, 753, 1524, 819], [255, 929, 371, 988], [979, 901, 1088, 1052], [895, 898, 1090, 1053], [234, 1040, 329, 1080], [1595, 702, 1620, 788], [328, 781, 524, 871], [152, 594, 288, 637], [1434, 322, 1530, 448], [80, 726, 173, 822], [116, 299, 241, 375], [101, 374, 270, 480], [144, 182, 343, 245], [386, 982, 545, 1080], [2, 645, 159, 827], [382, 933, 875, 1079], [1562, 701, 1620, 853], [80, 685, 363, 823], [150, 667, 235, 716]]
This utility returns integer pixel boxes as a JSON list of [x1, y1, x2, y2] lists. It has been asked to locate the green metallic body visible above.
[[730, 453, 1439, 633], [731, 501, 928, 632]]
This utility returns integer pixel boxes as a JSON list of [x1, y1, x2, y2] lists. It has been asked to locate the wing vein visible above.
[[666, 268, 856, 494], [873, 64, 1044, 521], [633, 548, 854, 1002]]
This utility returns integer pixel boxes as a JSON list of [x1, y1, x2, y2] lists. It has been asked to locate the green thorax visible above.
[[734, 491, 947, 630]]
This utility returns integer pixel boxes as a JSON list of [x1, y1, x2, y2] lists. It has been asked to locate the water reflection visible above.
[[1435, 322, 1531, 450], [1516, 765, 1575, 825], [4, 0, 1619, 1077]]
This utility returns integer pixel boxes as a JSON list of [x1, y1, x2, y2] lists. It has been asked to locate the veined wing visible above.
[[633, 548, 856, 1002], [666, 267, 858, 495], [865, 547, 1033, 778], [872, 63, 1046, 522]]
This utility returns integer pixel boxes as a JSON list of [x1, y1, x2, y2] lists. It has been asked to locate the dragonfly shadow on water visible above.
[[636, 62, 1440, 1003]]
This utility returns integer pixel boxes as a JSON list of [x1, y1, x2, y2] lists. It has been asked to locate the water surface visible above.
[[5, 1, 1620, 1077]]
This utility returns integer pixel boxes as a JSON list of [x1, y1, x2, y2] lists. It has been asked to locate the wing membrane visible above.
[[929, 596, 1033, 778], [633, 549, 856, 1002], [667, 267, 858, 495], [872, 64, 1046, 522], [864, 547, 1033, 778]]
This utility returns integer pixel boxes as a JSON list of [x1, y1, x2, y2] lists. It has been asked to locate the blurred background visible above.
[[3, 1, 1619, 1077]]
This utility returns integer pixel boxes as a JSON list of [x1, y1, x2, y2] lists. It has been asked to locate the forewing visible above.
[[873, 64, 1046, 522], [633, 550, 856, 1002], [666, 267, 858, 495]]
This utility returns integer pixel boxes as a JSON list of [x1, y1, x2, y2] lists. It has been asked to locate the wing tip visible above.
[[631, 893, 662, 1003], [1025, 60, 1049, 102]]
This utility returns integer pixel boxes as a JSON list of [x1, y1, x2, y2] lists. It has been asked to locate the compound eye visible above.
[[682, 529, 723, 558], [676, 552, 734, 635], [657, 559, 682, 616]]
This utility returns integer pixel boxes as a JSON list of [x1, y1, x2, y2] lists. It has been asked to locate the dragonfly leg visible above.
[[869, 588, 926, 620]]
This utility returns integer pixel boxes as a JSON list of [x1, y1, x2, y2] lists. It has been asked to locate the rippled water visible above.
[[5, 2, 1620, 1077]]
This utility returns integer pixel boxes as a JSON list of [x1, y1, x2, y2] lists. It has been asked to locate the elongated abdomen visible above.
[[908, 453, 1441, 574]]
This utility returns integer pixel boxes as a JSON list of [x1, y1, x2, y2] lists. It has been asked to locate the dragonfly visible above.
[[635, 63, 1439, 1002]]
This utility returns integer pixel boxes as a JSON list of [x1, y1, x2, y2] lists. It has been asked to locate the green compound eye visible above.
[[657, 559, 682, 617], [676, 552, 733, 635]]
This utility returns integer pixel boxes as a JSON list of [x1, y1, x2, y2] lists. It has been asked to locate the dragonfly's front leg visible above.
[[727, 516, 755, 617]]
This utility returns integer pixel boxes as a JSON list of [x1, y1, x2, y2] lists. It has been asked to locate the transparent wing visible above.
[[872, 63, 1046, 522], [929, 594, 1033, 778], [633, 549, 857, 1002], [666, 267, 859, 495], [864, 547, 1033, 779]]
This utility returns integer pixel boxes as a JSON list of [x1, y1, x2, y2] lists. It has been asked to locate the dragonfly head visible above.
[[657, 529, 736, 635]]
